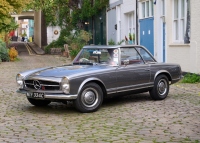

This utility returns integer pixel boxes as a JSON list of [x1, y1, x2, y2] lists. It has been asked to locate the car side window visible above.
[[120, 47, 144, 65], [136, 47, 155, 63]]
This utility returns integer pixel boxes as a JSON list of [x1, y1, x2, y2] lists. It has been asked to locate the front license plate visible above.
[[31, 92, 45, 99]]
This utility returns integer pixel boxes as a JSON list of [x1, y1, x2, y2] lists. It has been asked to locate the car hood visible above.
[[26, 64, 114, 79]]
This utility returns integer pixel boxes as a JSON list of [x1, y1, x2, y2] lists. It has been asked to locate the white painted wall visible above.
[[109, 0, 119, 4], [108, 0, 137, 45], [34, 11, 61, 47], [47, 26, 61, 44], [154, 0, 200, 73], [120, 0, 136, 43], [190, 0, 200, 73], [34, 10, 42, 48], [154, 0, 166, 62]]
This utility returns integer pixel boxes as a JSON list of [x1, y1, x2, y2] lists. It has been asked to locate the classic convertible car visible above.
[[16, 45, 182, 112]]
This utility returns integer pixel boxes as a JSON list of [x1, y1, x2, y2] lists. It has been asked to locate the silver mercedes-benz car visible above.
[[16, 45, 182, 113]]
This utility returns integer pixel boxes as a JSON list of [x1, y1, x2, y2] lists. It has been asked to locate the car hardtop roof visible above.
[[83, 45, 140, 49]]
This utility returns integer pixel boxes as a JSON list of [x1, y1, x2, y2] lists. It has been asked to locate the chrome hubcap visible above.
[[81, 88, 98, 107], [84, 91, 95, 104], [157, 79, 167, 96]]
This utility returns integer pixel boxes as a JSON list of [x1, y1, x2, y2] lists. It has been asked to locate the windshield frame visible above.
[[72, 48, 120, 66]]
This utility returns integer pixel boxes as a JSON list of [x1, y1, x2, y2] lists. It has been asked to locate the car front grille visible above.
[[24, 80, 60, 90]]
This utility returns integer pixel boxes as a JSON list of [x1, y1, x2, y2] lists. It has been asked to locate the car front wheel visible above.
[[27, 98, 51, 106], [150, 75, 169, 100], [74, 83, 103, 113]]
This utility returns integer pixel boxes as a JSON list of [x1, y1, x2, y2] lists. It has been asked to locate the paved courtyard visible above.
[[0, 55, 200, 143]]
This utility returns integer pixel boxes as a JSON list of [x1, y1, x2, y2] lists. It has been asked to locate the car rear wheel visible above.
[[149, 75, 169, 100], [74, 83, 103, 113], [27, 98, 51, 106]]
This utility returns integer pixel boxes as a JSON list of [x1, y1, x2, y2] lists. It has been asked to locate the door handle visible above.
[[145, 69, 150, 71]]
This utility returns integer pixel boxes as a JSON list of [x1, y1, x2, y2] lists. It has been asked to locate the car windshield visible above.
[[73, 48, 119, 66]]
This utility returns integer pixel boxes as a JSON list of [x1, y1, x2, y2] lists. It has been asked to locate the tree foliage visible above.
[[0, 0, 30, 33], [28, 0, 108, 50], [28, 0, 108, 30]]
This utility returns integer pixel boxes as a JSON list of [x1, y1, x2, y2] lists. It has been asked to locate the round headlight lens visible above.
[[16, 74, 24, 88], [61, 77, 70, 94]]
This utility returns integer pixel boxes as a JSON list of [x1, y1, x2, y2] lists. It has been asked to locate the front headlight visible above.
[[16, 74, 24, 88], [61, 77, 70, 94]]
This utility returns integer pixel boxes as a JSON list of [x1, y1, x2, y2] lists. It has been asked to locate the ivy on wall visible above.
[[28, 0, 108, 50], [72, 0, 109, 28]]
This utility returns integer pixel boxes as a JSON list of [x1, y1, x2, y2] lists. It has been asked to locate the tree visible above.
[[0, 0, 30, 46], [27, 0, 108, 49], [0, 0, 30, 33], [26, 0, 73, 47]]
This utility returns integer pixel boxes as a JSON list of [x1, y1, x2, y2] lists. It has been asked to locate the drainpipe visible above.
[[136, 0, 138, 45]]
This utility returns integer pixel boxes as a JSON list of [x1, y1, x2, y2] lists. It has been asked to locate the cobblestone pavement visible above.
[[0, 55, 200, 143]]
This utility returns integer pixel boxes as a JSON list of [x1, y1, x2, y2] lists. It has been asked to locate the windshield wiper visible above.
[[73, 62, 93, 65]]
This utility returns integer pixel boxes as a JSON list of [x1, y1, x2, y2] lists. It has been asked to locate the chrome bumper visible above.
[[17, 89, 77, 100]]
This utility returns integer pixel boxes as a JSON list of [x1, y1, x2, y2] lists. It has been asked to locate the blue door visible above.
[[139, 17, 154, 55]]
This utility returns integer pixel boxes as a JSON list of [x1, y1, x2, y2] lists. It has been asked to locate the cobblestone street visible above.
[[0, 55, 200, 143]]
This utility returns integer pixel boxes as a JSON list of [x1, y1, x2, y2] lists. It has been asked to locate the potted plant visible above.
[[128, 33, 135, 45], [132, 33, 135, 44], [129, 33, 133, 44]]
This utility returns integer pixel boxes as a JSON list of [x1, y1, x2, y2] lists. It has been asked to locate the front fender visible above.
[[154, 70, 172, 81], [77, 77, 106, 95]]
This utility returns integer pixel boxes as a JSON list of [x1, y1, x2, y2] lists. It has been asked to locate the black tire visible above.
[[149, 75, 169, 100], [27, 98, 51, 106], [74, 83, 103, 113]]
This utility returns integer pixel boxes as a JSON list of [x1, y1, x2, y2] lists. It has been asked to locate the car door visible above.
[[116, 47, 151, 93]]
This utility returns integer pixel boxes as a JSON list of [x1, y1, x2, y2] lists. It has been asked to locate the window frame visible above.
[[120, 47, 145, 65], [135, 47, 156, 63], [127, 12, 135, 39], [173, 0, 187, 43], [141, 0, 154, 19]]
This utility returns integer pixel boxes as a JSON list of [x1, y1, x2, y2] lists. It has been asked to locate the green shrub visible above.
[[64, 30, 92, 58], [181, 73, 200, 83], [45, 40, 65, 54], [0, 39, 9, 62], [108, 39, 125, 45], [45, 30, 69, 54], [108, 39, 115, 45], [117, 39, 125, 45]]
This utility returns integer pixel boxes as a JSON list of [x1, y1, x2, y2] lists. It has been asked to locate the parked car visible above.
[[16, 45, 182, 113]]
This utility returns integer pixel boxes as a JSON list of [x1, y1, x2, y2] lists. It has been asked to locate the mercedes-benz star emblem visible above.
[[33, 80, 41, 90]]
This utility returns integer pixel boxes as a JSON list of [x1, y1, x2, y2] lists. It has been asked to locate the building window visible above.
[[173, 0, 187, 42], [127, 13, 135, 39], [146, 1, 149, 17], [142, 2, 145, 18], [150, 0, 154, 16], [141, 0, 154, 19]]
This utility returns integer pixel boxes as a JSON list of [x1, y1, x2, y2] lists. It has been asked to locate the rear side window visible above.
[[120, 47, 144, 65], [136, 47, 155, 63]]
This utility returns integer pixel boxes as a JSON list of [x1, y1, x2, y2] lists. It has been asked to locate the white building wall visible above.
[[154, 0, 200, 73], [108, 0, 136, 45], [120, 0, 136, 43], [154, 0, 163, 62], [47, 26, 61, 44], [110, 0, 119, 4], [34, 11, 42, 48], [190, 0, 200, 73], [165, 1, 191, 72]]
